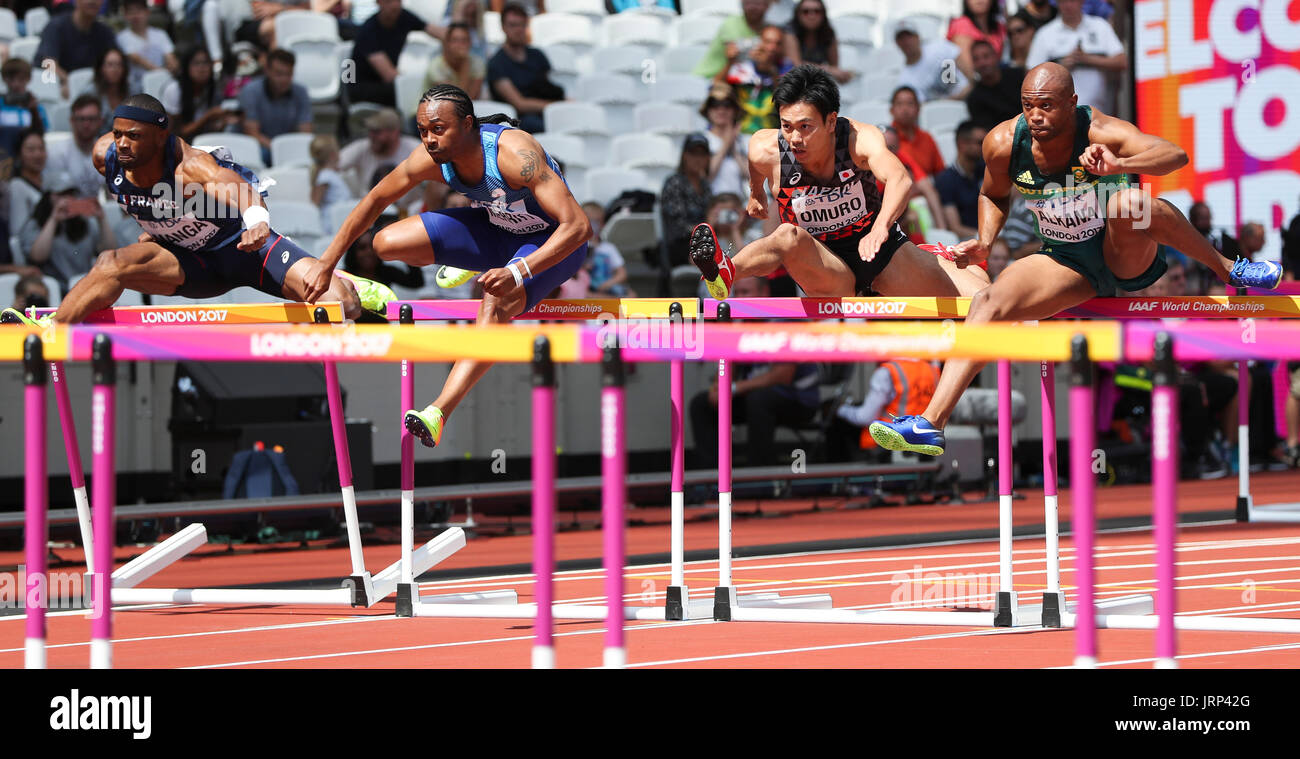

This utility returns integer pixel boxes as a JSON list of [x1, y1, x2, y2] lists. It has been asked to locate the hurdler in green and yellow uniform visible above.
[[868, 62, 1283, 457], [1009, 103, 1165, 296]]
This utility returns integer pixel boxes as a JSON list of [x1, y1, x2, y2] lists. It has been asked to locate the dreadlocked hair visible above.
[[419, 84, 521, 128]]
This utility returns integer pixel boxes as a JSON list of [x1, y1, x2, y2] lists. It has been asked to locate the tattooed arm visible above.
[[477, 129, 591, 297]]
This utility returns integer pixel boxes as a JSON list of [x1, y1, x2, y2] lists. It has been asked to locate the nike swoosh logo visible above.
[[911, 423, 940, 435]]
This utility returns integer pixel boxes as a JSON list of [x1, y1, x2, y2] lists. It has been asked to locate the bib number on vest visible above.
[[1025, 189, 1104, 244], [137, 214, 222, 250], [789, 182, 868, 237], [472, 197, 550, 235]]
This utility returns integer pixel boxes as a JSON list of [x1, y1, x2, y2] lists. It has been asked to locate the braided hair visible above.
[[418, 84, 520, 129]]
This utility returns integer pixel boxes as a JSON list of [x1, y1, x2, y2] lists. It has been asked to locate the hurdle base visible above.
[[395, 583, 415, 617], [713, 586, 737, 621], [1236, 495, 1251, 522], [1246, 502, 1300, 523], [665, 585, 687, 620], [111, 523, 208, 589], [418, 589, 519, 605], [1019, 594, 1154, 627], [993, 591, 1019, 627], [25, 638, 46, 669], [532, 645, 555, 669], [349, 573, 375, 607], [1155, 657, 1178, 669]]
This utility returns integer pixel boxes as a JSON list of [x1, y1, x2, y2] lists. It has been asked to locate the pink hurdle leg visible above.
[[1041, 361, 1065, 626], [396, 304, 417, 616], [666, 302, 688, 620], [90, 334, 115, 669], [24, 336, 48, 668], [994, 359, 1017, 626], [713, 302, 735, 620], [1235, 353, 1251, 521], [601, 342, 627, 668], [51, 361, 94, 574], [314, 307, 368, 604], [1069, 335, 1098, 667], [1152, 333, 1179, 668], [532, 337, 557, 668]]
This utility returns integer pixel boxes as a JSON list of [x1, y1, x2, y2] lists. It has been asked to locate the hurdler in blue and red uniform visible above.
[[2, 94, 392, 328]]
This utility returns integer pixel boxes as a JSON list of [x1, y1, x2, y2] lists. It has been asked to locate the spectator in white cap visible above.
[[339, 108, 424, 216]]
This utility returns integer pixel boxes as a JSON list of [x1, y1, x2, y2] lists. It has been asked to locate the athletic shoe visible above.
[[1, 308, 51, 327], [435, 266, 478, 289], [689, 223, 736, 300], [918, 242, 958, 261], [337, 271, 396, 315], [867, 414, 946, 456], [1227, 258, 1283, 289], [404, 405, 445, 449]]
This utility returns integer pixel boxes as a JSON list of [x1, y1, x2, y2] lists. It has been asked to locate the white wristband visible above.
[[511, 257, 534, 279], [507, 263, 523, 286], [242, 205, 270, 229]]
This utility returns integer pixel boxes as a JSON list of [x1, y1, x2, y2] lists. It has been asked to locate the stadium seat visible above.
[[394, 71, 426, 119], [534, 131, 590, 192], [863, 45, 904, 76], [610, 133, 676, 187], [8, 35, 38, 64], [576, 73, 640, 134], [657, 43, 709, 75], [483, 10, 504, 46], [263, 166, 314, 201], [66, 68, 93, 98], [679, 0, 738, 17], [274, 9, 340, 46], [590, 45, 654, 81], [0, 9, 19, 42], [473, 99, 517, 119], [398, 30, 441, 78], [855, 71, 901, 104], [537, 44, 583, 95], [530, 13, 597, 54], [42, 130, 72, 154], [934, 127, 957, 167], [546, 0, 607, 22], [0, 274, 17, 309], [28, 72, 62, 104], [671, 12, 724, 47], [403, 0, 449, 23], [23, 7, 49, 38], [844, 101, 891, 128], [600, 12, 669, 51], [270, 133, 315, 168], [584, 166, 651, 207], [142, 70, 175, 101], [824, 0, 886, 17], [919, 99, 969, 133], [648, 73, 709, 108], [542, 101, 609, 141], [193, 132, 265, 169], [831, 15, 877, 47], [44, 102, 70, 133], [286, 38, 342, 103], [633, 102, 699, 144], [325, 202, 354, 238]]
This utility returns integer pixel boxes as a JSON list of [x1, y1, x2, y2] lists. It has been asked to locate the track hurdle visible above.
[[17, 302, 463, 628]]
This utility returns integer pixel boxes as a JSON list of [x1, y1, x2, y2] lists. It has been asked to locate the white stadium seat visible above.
[[142, 70, 175, 101], [474, 99, 518, 120], [546, 0, 607, 22], [403, 0, 449, 23], [590, 45, 653, 80], [610, 132, 676, 187], [8, 36, 39, 63], [657, 43, 709, 76], [671, 12, 724, 47], [844, 101, 892, 128], [634, 102, 700, 141], [286, 38, 342, 102], [584, 166, 651, 207], [864, 45, 904, 76], [679, 0, 739, 17], [274, 9, 339, 45], [576, 73, 640, 134], [855, 71, 902, 104], [649, 73, 709, 108], [270, 132, 316, 168], [263, 166, 313, 201], [0, 9, 18, 42], [530, 13, 597, 54], [920, 99, 970, 134], [394, 71, 426, 119], [600, 12, 668, 51], [397, 30, 441, 78], [832, 15, 877, 47], [23, 7, 49, 38], [193, 132, 265, 169]]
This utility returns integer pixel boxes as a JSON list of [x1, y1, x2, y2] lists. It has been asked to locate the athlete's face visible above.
[[111, 119, 167, 170], [417, 100, 473, 164], [1020, 84, 1076, 142], [778, 101, 836, 160]]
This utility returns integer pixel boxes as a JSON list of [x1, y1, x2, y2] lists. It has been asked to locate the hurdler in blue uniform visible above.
[[305, 83, 591, 449], [1, 94, 391, 327]]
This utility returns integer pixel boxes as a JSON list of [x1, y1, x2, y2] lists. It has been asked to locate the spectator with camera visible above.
[[21, 171, 115, 291], [700, 83, 748, 199]]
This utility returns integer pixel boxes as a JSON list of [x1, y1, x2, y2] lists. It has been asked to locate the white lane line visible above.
[[1048, 641, 1300, 668], [623, 628, 1032, 668], [0, 614, 396, 653], [183, 620, 709, 669]]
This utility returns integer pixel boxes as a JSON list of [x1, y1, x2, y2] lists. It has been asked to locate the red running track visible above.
[[3, 475, 1300, 668]]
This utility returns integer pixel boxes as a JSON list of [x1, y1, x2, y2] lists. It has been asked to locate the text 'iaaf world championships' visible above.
[[735, 329, 957, 357]]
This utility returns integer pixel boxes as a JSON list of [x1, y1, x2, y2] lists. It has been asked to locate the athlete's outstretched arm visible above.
[[953, 121, 1015, 268], [176, 146, 272, 252], [1080, 109, 1188, 177], [851, 120, 912, 261], [303, 145, 442, 302], [477, 130, 592, 298], [745, 130, 776, 220]]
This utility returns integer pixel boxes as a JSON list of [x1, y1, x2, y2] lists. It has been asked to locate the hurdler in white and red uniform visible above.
[[692, 63, 989, 299]]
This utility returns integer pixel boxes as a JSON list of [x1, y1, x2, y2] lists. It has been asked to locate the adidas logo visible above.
[[1016, 170, 1034, 184]]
